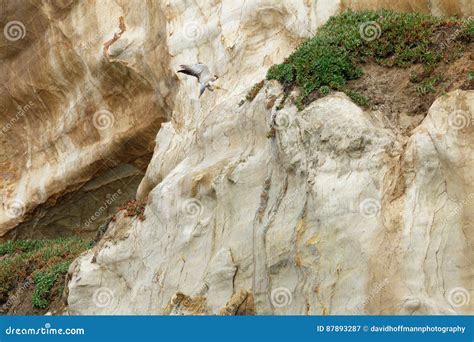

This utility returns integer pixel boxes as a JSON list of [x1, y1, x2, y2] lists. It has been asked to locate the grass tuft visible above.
[[0, 238, 93, 309]]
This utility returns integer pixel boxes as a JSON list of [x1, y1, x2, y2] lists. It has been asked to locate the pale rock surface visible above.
[[1, 1, 472, 238], [64, 0, 472, 316], [0, 0, 175, 237]]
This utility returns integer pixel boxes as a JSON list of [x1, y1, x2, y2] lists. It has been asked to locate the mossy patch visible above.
[[267, 10, 473, 109]]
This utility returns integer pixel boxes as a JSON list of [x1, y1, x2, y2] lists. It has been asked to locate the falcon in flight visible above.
[[178, 63, 219, 97]]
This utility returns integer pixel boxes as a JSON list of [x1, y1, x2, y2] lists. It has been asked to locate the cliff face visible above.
[[63, 2, 472, 315], [67, 82, 473, 314], [0, 0, 175, 237], [0, 1, 472, 315]]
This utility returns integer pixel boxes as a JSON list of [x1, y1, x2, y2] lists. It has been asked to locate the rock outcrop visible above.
[[0, 0, 175, 238], [67, 83, 473, 314]]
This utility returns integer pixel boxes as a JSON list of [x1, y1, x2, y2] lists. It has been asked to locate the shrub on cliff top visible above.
[[0, 238, 93, 310], [267, 10, 473, 108]]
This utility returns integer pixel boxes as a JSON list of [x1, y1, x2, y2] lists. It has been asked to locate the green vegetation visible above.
[[267, 10, 472, 109], [416, 74, 443, 94], [468, 71, 474, 82], [32, 262, 70, 308], [346, 90, 370, 107], [0, 238, 93, 309]]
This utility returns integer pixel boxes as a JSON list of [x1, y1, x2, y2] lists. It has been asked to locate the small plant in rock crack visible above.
[[119, 200, 146, 221], [266, 127, 276, 138], [245, 80, 265, 102]]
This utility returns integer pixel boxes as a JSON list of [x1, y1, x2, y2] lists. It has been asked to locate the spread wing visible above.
[[178, 64, 210, 83]]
